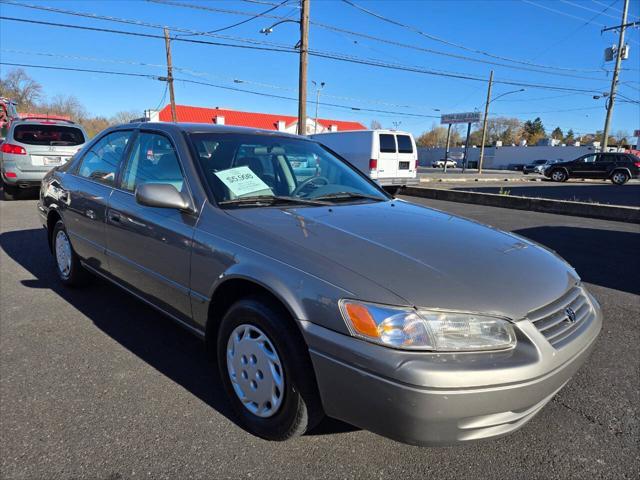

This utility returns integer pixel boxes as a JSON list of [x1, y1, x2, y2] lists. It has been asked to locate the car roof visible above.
[[120, 122, 310, 140], [13, 118, 79, 127]]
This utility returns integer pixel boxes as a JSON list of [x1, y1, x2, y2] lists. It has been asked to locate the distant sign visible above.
[[441, 112, 481, 124]]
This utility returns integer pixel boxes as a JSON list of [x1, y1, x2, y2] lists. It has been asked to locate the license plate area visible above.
[[44, 156, 62, 165], [399, 161, 410, 170]]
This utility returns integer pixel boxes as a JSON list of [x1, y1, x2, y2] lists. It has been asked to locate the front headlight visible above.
[[339, 300, 516, 352]]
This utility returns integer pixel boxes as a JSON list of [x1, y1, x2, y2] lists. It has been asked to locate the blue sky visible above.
[[1, 0, 639, 137]]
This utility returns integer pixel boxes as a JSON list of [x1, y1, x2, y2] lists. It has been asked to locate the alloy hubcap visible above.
[[613, 173, 625, 183], [226, 324, 284, 418], [55, 230, 72, 278], [552, 171, 564, 181]]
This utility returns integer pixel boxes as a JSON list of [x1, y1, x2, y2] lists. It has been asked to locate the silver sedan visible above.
[[38, 123, 601, 446]]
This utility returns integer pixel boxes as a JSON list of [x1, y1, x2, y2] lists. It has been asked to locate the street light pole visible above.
[[478, 70, 494, 174], [602, 0, 629, 151], [312, 81, 325, 133], [298, 0, 310, 136]]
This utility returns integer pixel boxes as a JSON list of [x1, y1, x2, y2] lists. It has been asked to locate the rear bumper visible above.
[[1, 161, 48, 186], [378, 176, 419, 186], [302, 303, 601, 446]]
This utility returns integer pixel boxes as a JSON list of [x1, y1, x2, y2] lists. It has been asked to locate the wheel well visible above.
[[204, 278, 298, 357], [46, 209, 62, 252], [609, 168, 630, 178]]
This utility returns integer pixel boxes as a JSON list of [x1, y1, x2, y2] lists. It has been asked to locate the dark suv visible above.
[[544, 152, 640, 185]]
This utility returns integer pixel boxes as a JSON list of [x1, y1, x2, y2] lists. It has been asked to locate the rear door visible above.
[[376, 133, 398, 180], [594, 153, 617, 178], [64, 129, 134, 272], [395, 134, 416, 178], [12, 122, 86, 173]]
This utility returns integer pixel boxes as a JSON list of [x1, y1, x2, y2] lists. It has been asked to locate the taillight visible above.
[[634, 161, 640, 168], [369, 159, 378, 170], [1, 143, 26, 155], [4, 171, 17, 178]]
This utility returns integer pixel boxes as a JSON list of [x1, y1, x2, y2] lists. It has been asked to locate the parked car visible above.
[[544, 152, 640, 185], [308, 129, 417, 194], [432, 158, 457, 168], [39, 123, 602, 446], [1, 117, 87, 200], [523, 159, 552, 174]]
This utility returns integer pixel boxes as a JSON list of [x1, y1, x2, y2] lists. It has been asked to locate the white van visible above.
[[309, 130, 418, 192]]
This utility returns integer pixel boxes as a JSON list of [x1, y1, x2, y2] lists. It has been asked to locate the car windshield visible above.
[[14, 124, 85, 146], [533, 160, 547, 165], [189, 133, 389, 206]]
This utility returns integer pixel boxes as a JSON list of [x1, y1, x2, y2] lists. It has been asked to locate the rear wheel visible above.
[[550, 169, 568, 182], [2, 182, 18, 201], [217, 296, 323, 441], [383, 186, 400, 196], [611, 170, 629, 185], [52, 220, 90, 287]]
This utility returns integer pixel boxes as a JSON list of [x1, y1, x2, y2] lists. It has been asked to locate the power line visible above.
[[0, 15, 609, 94], [340, 0, 609, 74], [521, 0, 607, 27], [0, 61, 442, 119], [176, 0, 288, 38], [559, 0, 620, 20], [145, 0, 613, 77]]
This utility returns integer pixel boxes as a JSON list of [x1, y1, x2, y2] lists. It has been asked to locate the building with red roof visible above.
[[151, 104, 366, 134]]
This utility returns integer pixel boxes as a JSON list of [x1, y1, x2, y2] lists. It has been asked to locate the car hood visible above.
[[226, 200, 578, 321]]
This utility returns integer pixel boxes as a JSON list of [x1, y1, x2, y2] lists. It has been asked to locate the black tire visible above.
[[217, 296, 324, 441], [52, 220, 90, 287], [610, 170, 629, 185], [550, 168, 568, 182], [383, 186, 400, 196], [2, 182, 19, 201]]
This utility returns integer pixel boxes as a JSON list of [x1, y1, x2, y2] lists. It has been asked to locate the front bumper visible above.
[[302, 302, 602, 446]]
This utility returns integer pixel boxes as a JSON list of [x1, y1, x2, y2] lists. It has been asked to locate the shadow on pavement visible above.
[[457, 184, 640, 207], [0, 227, 357, 437], [514, 226, 640, 296]]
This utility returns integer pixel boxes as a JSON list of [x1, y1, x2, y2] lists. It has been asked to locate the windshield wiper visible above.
[[313, 192, 386, 202], [218, 195, 331, 207]]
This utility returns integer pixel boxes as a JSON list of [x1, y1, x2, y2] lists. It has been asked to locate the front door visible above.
[[63, 130, 134, 271], [105, 130, 197, 322], [571, 153, 598, 178]]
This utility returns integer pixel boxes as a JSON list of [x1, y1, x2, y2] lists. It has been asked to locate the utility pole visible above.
[[602, 0, 629, 151], [298, 0, 310, 135], [478, 69, 493, 174], [164, 27, 177, 123]]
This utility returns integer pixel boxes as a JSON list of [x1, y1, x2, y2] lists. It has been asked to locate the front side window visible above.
[[78, 130, 132, 186], [396, 135, 414, 153], [121, 132, 184, 192], [14, 124, 85, 146], [189, 133, 387, 205], [379, 134, 396, 153]]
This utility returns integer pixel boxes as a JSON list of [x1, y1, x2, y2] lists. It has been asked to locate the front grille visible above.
[[527, 285, 593, 348]]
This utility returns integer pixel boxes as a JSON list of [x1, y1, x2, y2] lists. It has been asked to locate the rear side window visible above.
[[78, 130, 133, 186], [121, 132, 184, 192], [396, 135, 414, 153], [14, 124, 85, 146], [379, 134, 396, 153]]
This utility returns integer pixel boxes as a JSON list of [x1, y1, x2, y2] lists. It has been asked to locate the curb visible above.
[[419, 177, 542, 183], [402, 186, 640, 224]]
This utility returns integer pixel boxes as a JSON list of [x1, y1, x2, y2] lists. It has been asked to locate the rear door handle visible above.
[[109, 211, 122, 223]]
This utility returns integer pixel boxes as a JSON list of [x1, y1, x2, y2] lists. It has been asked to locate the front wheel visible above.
[[550, 169, 568, 182], [611, 170, 629, 185], [217, 296, 323, 441]]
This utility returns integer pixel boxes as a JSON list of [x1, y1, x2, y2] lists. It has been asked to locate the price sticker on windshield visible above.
[[214, 166, 272, 197]]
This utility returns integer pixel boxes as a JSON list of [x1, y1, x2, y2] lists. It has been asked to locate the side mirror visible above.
[[135, 183, 192, 211]]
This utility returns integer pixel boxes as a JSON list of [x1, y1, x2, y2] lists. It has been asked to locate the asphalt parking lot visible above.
[[1, 193, 639, 479]]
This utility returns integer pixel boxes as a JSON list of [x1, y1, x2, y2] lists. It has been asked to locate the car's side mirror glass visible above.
[[135, 183, 192, 211]]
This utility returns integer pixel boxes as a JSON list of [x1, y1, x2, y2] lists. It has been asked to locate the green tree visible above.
[[522, 117, 545, 145], [551, 127, 564, 141], [564, 129, 575, 144]]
